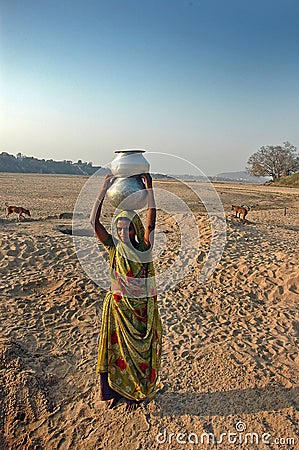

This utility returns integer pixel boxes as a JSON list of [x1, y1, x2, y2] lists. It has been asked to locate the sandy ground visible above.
[[0, 173, 298, 450]]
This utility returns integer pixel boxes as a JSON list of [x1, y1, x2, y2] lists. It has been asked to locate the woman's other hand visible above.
[[141, 173, 153, 189]]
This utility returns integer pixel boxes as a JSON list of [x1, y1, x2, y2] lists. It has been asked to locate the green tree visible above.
[[247, 142, 299, 181]]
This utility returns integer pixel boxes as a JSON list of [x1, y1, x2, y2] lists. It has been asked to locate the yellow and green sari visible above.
[[96, 210, 162, 403]]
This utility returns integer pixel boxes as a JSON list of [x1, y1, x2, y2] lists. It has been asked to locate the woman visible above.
[[90, 173, 162, 411]]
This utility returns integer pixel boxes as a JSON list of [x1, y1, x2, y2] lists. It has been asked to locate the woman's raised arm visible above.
[[142, 173, 156, 248], [90, 174, 114, 243]]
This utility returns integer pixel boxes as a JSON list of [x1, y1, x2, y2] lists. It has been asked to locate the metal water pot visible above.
[[110, 149, 149, 177], [106, 150, 149, 210], [106, 175, 148, 209]]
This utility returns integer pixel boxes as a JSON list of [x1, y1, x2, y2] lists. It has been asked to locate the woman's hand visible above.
[[141, 173, 153, 189], [100, 174, 115, 195]]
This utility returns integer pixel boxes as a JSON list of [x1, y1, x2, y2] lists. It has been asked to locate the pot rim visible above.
[[114, 149, 146, 154]]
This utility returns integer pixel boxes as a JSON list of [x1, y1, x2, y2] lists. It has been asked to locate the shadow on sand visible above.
[[156, 385, 299, 416]]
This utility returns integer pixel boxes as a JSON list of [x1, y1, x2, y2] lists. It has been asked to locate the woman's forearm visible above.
[[90, 175, 114, 227], [146, 189, 156, 230], [90, 175, 114, 242], [90, 190, 105, 228], [143, 174, 156, 245]]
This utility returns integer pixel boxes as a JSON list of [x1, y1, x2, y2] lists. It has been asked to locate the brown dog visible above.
[[5, 203, 31, 220], [232, 205, 250, 221]]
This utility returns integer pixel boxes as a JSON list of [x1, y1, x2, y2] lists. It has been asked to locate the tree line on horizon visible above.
[[0, 152, 109, 175], [1, 142, 298, 182]]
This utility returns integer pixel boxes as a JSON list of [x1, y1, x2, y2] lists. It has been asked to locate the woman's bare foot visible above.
[[107, 397, 123, 409], [125, 400, 142, 412]]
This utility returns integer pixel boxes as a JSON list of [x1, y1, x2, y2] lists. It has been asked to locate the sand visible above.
[[0, 173, 298, 449]]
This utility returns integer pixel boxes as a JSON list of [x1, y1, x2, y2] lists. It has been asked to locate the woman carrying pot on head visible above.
[[90, 173, 162, 411]]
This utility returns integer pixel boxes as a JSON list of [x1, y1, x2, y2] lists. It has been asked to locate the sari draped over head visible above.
[[96, 210, 162, 402]]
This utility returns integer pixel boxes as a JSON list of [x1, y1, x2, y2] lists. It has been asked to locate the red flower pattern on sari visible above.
[[113, 293, 122, 302], [150, 368, 156, 384], [140, 362, 148, 373], [115, 357, 126, 371], [141, 306, 147, 323], [111, 331, 118, 345], [140, 266, 147, 277], [134, 307, 147, 323]]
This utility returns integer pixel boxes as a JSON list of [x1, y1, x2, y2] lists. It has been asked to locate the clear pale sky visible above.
[[1, 0, 298, 175]]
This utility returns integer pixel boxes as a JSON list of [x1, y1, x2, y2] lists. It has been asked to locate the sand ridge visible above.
[[0, 174, 298, 449]]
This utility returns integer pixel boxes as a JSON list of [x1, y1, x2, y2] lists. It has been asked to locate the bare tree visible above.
[[247, 142, 299, 181]]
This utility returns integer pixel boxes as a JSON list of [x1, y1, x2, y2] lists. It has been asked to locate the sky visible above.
[[0, 0, 298, 176]]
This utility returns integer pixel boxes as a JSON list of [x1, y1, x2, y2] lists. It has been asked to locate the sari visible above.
[[96, 210, 162, 402]]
